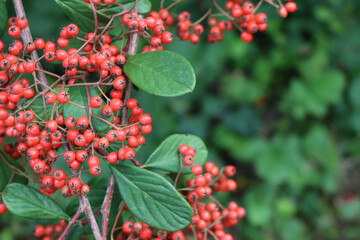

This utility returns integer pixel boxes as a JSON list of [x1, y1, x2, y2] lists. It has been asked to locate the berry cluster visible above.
[[162, 0, 298, 43], [178, 143, 196, 166], [0, 16, 154, 199], [33, 220, 67, 240]]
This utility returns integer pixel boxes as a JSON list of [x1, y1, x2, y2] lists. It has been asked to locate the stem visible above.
[[80, 195, 103, 240], [100, 30, 140, 238], [12, 0, 49, 90], [0, 151, 33, 182], [59, 209, 83, 240], [191, 6, 212, 26], [174, 160, 184, 189], [165, 0, 183, 10], [61, 133, 103, 240], [100, 167, 115, 239], [213, 0, 234, 20], [110, 201, 125, 240], [254, 0, 264, 12]]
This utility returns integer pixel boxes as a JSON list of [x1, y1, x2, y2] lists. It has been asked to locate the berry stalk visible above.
[[101, 29, 140, 239]]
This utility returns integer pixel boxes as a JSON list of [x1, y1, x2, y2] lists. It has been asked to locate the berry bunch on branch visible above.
[[0, 0, 297, 239]]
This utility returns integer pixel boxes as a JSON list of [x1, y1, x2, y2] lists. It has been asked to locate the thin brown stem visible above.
[[12, 0, 49, 90], [59, 209, 83, 240], [100, 30, 140, 238], [61, 133, 103, 240], [110, 201, 125, 240]]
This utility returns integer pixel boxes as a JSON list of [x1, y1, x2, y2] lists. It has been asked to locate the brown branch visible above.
[[61, 133, 103, 240], [78, 211, 101, 225], [59, 209, 83, 240], [110, 201, 125, 240], [80, 195, 103, 240], [100, 30, 139, 239], [12, 0, 49, 90]]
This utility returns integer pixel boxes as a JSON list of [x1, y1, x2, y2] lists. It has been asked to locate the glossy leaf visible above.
[[110, 162, 192, 231], [0, 0, 7, 37], [54, 0, 109, 32], [0, 150, 28, 192], [124, 51, 196, 97], [144, 134, 207, 173], [65, 224, 84, 240], [63, 85, 89, 120], [3, 183, 69, 220], [0, 156, 12, 192], [104, 0, 151, 14]]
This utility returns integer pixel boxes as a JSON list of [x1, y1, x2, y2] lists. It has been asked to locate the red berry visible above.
[[285, 2, 297, 13], [57, 90, 71, 103], [0, 203, 7, 214]]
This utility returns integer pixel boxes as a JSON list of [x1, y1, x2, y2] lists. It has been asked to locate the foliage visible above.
[[0, 0, 359, 239]]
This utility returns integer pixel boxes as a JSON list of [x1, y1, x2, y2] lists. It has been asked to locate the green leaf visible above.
[[244, 184, 275, 226], [0, 150, 28, 192], [144, 134, 207, 174], [54, 0, 110, 33], [63, 85, 89, 120], [124, 51, 196, 97], [3, 183, 69, 220], [104, 0, 151, 14], [0, 157, 12, 192], [255, 135, 302, 185], [110, 162, 192, 231], [65, 224, 84, 240], [0, 0, 8, 37]]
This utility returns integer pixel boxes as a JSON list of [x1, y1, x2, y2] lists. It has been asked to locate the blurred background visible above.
[[1, 0, 360, 239]]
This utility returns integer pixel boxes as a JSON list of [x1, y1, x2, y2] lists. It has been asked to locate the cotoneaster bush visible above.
[[0, 0, 297, 239]]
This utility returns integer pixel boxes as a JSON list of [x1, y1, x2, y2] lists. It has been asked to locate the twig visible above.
[[110, 201, 125, 240], [100, 30, 140, 239], [59, 209, 83, 240], [61, 133, 103, 240], [12, 0, 49, 90]]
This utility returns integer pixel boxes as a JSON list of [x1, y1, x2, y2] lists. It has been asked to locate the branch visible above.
[[61, 133, 103, 240], [80, 194, 103, 240], [110, 201, 125, 240], [12, 0, 49, 90], [100, 30, 139, 239], [59, 209, 83, 240]]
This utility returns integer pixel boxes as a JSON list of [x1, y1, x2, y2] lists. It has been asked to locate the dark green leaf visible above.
[[103, 0, 151, 14], [144, 134, 207, 173], [124, 51, 196, 97], [54, 0, 109, 33], [63, 85, 89, 120], [0, 0, 7, 37], [0, 156, 12, 192], [110, 162, 192, 231], [65, 224, 84, 240], [3, 183, 69, 220], [0, 150, 28, 192]]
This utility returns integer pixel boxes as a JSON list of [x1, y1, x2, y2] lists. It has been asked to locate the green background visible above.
[[1, 0, 360, 239]]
